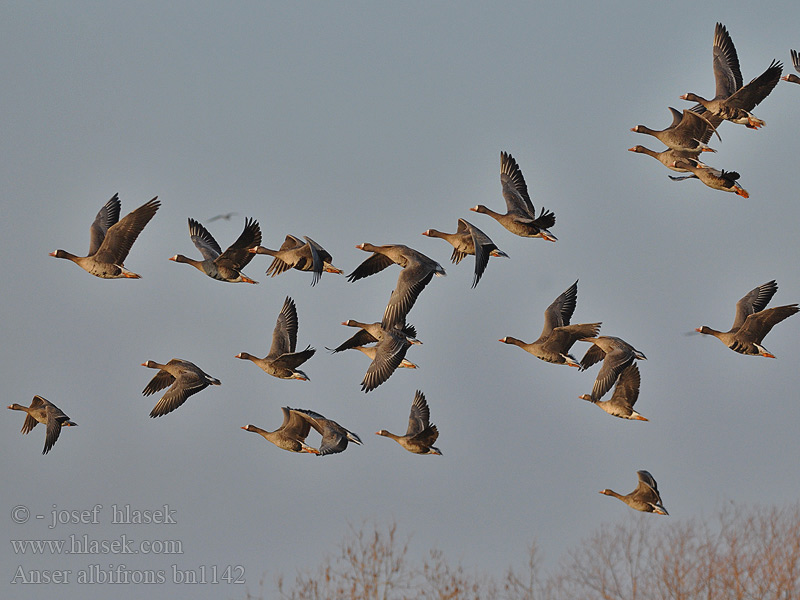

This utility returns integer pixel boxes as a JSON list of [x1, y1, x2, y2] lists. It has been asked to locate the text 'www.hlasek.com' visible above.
[[9, 503, 246, 586]]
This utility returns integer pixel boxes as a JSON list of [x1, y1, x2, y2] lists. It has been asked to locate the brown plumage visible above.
[[141, 359, 221, 417], [696, 280, 798, 358], [249, 234, 342, 286], [680, 23, 782, 129], [8, 396, 77, 454], [670, 160, 749, 198], [500, 280, 601, 367], [580, 363, 647, 421], [241, 407, 319, 454], [628, 145, 706, 173], [376, 390, 441, 455], [351, 345, 418, 370], [422, 218, 508, 287], [170, 217, 261, 283], [360, 323, 421, 393], [235, 296, 315, 380], [328, 320, 420, 354], [600, 470, 668, 515], [347, 243, 445, 329], [49, 194, 160, 279], [631, 107, 720, 153], [579, 336, 647, 402], [292, 408, 363, 456], [470, 151, 556, 241]]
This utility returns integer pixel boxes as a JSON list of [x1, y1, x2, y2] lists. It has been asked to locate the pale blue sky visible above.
[[2, 2, 799, 598]]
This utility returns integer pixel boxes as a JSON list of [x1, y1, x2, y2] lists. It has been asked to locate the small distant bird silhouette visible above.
[[207, 212, 238, 222]]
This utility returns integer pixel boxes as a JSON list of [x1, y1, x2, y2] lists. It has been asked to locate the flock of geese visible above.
[[630, 23, 799, 201], [9, 23, 800, 517]]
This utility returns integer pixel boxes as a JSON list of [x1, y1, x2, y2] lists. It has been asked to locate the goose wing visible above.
[[406, 390, 431, 436], [461, 218, 497, 287], [302, 236, 324, 286], [725, 60, 782, 111], [361, 328, 411, 392], [42, 404, 68, 454], [501, 151, 536, 218], [20, 395, 47, 435], [608, 363, 641, 409], [712, 22, 742, 99], [88, 194, 121, 256], [591, 348, 635, 401], [738, 304, 799, 342], [347, 253, 395, 282], [269, 297, 299, 356], [280, 407, 312, 440], [149, 373, 209, 418], [541, 280, 578, 337], [732, 280, 777, 330], [94, 197, 160, 265], [189, 218, 222, 260], [217, 217, 261, 270], [142, 369, 176, 396], [381, 267, 435, 329]]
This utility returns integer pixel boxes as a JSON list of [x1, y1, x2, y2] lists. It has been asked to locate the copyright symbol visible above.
[[11, 505, 30, 524]]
